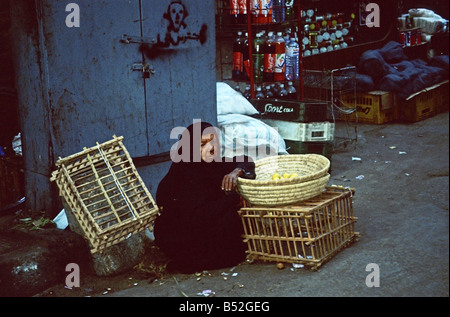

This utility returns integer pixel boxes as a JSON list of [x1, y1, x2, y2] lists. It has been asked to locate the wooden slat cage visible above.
[[239, 186, 359, 270], [50, 135, 159, 254]]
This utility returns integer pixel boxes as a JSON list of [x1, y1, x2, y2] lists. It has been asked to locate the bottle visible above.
[[278, 83, 288, 99], [260, 0, 273, 24], [243, 85, 251, 100], [272, 0, 285, 23], [238, 0, 248, 24], [285, 37, 299, 81], [232, 32, 245, 80], [285, 0, 295, 21], [252, 33, 265, 83], [265, 85, 274, 99], [274, 32, 286, 82], [243, 33, 250, 80], [252, 0, 261, 24], [230, 0, 240, 24], [235, 83, 242, 93], [255, 86, 265, 100], [263, 31, 275, 82], [286, 81, 297, 100]]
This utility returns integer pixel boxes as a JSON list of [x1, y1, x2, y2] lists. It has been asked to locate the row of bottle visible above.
[[236, 81, 298, 101], [232, 31, 299, 83], [230, 0, 296, 25]]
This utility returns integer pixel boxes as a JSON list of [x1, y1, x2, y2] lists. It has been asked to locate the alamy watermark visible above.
[[365, 263, 380, 287]]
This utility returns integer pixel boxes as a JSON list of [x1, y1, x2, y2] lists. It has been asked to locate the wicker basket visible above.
[[50, 135, 159, 254], [237, 154, 330, 207]]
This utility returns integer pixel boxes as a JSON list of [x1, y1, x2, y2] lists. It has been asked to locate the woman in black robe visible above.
[[154, 121, 255, 274]]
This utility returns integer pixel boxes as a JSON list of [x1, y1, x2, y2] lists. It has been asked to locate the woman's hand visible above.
[[221, 168, 244, 192]]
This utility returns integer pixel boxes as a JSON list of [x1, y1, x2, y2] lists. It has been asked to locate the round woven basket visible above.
[[237, 154, 331, 207]]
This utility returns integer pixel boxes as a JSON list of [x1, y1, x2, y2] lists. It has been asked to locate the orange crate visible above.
[[239, 186, 359, 270]]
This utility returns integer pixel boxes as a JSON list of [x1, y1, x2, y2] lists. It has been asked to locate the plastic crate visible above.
[[239, 186, 359, 270], [251, 99, 328, 123], [262, 119, 335, 142], [340, 91, 397, 124], [284, 140, 334, 161], [50, 135, 159, 254]]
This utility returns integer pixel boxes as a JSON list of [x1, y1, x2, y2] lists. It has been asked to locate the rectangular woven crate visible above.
[[239, 186, 359, 270], [50, 135, 159, 254], [339, 91, 397, 124], [261, 119, 335, 142]]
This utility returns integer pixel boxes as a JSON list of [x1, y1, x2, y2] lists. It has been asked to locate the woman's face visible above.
[[200, 133, 216, 162]]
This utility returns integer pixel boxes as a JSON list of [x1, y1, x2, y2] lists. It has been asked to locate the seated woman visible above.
[[154, 121, 255, 274]]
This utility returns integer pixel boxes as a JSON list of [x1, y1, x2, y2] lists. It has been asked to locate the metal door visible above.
[[9, 0, 216, 213]]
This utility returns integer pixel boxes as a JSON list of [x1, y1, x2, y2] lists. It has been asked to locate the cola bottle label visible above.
[[275, 53, 285, 72], [233, 52, 243, 72], [264, 53, 275, 73]]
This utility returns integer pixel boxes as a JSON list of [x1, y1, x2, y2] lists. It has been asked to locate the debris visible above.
[[197, 289, 215, 297], [385, 161, 391, 164], [355, 175, 365, 180], [352, 157, 362, 161], [389, 146, 397, 149], [53, 209, 68, 230], [405, 173, 411, 177], [276, 262, 285, 270], [399, 151, 407, 155]]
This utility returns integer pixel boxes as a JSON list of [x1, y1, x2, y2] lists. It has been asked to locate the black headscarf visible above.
[[154, 121, 255, 273]]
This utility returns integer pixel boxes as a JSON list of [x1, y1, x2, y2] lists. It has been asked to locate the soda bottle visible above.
[[278, 83, 288, 99], [243, 85, 252, 100], [230, 0, 240, 24], [285, 0, 295, 21], [272, 0, 285, 23], [286, 81, 297, 100], [265, 85, 274, 99], [232, 32, 245, 81], [260, 0, 273, 24], [274, 32, 286, 82], [252, 0, 261, 24], [252, 33, 265, 83], [255, 86, 265, 100], [238, 0, 248, 24], [263, 31, 275, 82], [243, 33, 250, 80], [285, 37, 299, 81]]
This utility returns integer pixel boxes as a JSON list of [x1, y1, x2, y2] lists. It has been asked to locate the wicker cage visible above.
[[50, 135, 159, 254], [237, 154, 331, 207], [239, 186, 359, 270]]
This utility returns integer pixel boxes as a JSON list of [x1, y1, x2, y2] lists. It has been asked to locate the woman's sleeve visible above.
[[234, 155, 256, 179]]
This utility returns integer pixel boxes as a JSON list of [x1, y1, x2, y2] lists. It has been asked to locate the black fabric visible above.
[[154, 122, 255, 274]]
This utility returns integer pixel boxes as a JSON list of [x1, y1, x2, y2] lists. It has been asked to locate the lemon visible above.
[[272, 173, 281, 180], [283, 173, 291, 178], [290, 173, 299, 178]]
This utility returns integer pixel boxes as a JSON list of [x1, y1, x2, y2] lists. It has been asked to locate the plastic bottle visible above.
[[286, 81, 297, 100], [285, 0, 295, 21], [230, 0, 240, 24], [265, 85, 274, 99], [274, 32, 286, 82], [252, 0, 261, 24], [285, 37, 299, 81], [260, 0, 273, 24], [252, 33, 265, 83], [263, 31, 275, 82], [243, 85, 252, 100], [232, 31, 245, 81], [272, 0, 285, 23], [235, 83, 242, 93], [278, 83, 288, 99], [238, 0, 248, 24], [243, 33, 250, 80], [255, 86, 265, 100]]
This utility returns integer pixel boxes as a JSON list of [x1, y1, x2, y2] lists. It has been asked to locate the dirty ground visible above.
[[2, 112, 449, 298]]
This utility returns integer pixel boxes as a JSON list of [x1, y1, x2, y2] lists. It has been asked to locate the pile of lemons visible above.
[[272, 172, 299, 180]]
